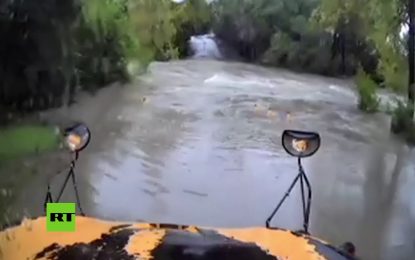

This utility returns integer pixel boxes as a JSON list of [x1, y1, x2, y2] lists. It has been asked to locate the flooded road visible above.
[[1, 59, 415, 259]]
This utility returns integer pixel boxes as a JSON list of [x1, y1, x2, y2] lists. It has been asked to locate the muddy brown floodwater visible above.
[[1, 60, 415, 260]]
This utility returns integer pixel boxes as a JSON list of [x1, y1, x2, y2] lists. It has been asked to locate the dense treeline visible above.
[[211, 0, 415, 140], [1, 0, 414, 139], [210, 0, 411, 92], [317, 0, 415, 140], [0, 0, 81, 115], [211, 0, 380, 78], [0, 0, 211, 124]]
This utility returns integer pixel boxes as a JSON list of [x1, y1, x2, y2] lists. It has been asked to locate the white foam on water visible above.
[[189, 34, 222, 59], [329, 84, 356, 98], [203, 73, 275, 89]]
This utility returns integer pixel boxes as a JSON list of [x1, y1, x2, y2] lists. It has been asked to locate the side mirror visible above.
[[63, 123, 91, 153], [282, 130, 320, 158], [266, 129, 321, 233], [44, 122, 90, 216]]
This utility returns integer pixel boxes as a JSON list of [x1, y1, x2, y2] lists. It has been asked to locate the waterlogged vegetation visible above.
[[211, 0, 415, 143], [356, 68, 380, 113], [0, 0, 415, 158], [0, 0, 211, 160], [0, 0, 415, 248], [0, 0, 212, 118], [0, 125, 59, 163]]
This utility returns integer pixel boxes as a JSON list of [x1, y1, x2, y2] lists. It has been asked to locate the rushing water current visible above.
[[1, 39, 415, 260]]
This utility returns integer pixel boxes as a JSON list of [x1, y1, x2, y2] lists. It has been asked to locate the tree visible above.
[[0, 0, 82, 113], [211, 0, 320, 61], [407, 0, 414, 117], [78, 0, 139, 88], [0, 0, 203, 120], [129, 0, 179, 62], [318, 0, 415, 136]]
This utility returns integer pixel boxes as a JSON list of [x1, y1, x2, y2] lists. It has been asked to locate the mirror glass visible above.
[[63, 123, 91, 152], [282, 130, 320, 158]]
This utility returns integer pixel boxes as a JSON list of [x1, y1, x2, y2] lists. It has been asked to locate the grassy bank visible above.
[[0, 124, 60, 226], [0, 125, 60, 163]]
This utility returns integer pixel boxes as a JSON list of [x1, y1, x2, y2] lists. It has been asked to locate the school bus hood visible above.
[[0, 216, 352, 260]]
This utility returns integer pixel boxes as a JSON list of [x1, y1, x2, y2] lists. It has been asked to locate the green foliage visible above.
[[77, 0, 138, 89], [129, 0, 179, 62], [211, 0, 377, 76], [212, 0, 293, 60], [172, 0, 212, 57], [356, 68, 380, 112], [0, 0, 211, 117], [376, 43, 408, 92], [317, 0, 407, 91], [391, 100, 415, 144], [391, 100, 413, 132], [366, 0, 407, 92], [0, 0, 82, 113], [262, 29, 342, 75], [317, 0, 414, 143], [0, 125, 59, 162], [173, 0, 211, 31]]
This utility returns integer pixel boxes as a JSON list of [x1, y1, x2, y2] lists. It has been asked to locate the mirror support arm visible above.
[[265, 157, 312, 234], [43, 152, 85, 216]]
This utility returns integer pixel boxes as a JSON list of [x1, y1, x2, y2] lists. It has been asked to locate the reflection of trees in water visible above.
[[308, 138, 413, 260], [122, 107, 191, 218], [359, 141, 408, 260]]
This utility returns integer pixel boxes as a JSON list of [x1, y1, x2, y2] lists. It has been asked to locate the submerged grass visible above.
[[389, 100, 415, 145], [356, 68, 380, 113], [0, 125, 60, 163], [0, 124, 60, 226]]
